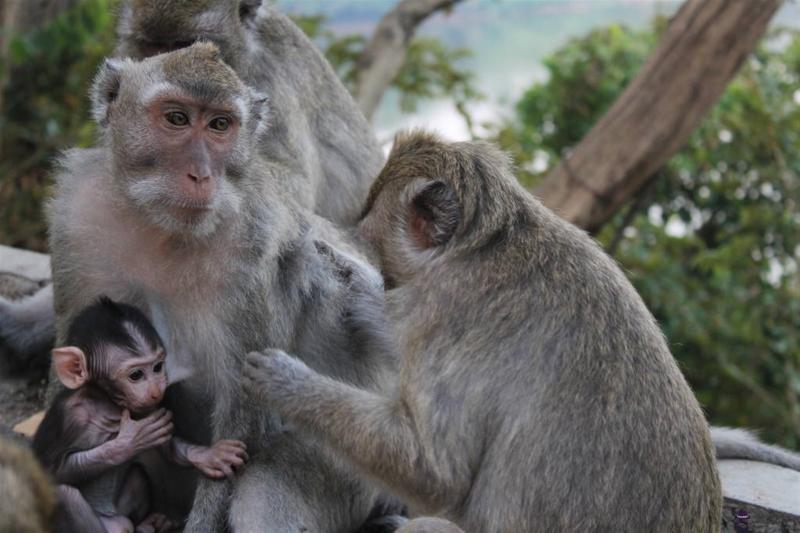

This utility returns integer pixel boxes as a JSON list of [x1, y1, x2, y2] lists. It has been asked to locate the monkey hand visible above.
[[135, 512, 173, 533], [243, 349, 314, 406], [113, 409, 173, 462], [187, 440, 249, 479], [314, 240, 384, 294]]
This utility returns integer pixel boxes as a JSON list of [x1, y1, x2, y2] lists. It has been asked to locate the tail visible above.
[[711, 426, 800, 471], [0, 283, 55, 368]]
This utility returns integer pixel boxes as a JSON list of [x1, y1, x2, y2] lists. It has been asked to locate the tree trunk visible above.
[[533, 0, 783, 233], [354, 0, 463, 120]]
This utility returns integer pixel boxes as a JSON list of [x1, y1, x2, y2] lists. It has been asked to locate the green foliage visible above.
[[0, 0, 117, 251], [498, 22, 800, 447], [291, 13, 481, 129]]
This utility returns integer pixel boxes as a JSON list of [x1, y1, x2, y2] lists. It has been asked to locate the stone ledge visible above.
[[0, 244, 50, 280], [720, 459, 800, 532]]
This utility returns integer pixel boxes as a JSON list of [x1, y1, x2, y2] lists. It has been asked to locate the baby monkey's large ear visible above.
[[52, 346, 89, 389], [407, 180, 459, 249]]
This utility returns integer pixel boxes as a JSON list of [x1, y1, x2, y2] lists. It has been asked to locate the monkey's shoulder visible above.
[[51, 147, 109, 187]]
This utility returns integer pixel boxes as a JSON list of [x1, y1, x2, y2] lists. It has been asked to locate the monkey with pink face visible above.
[[33, 297, 247, 533]]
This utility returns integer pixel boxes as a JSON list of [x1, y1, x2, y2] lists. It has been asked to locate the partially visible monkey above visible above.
[[34, 297, 247, 533], [245, 130, 723, 533]]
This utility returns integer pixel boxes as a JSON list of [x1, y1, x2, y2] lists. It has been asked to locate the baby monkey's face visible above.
[[108, 344, 168, 416]]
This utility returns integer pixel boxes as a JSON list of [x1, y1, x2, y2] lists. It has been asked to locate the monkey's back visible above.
[[403, 194, 721, 533]]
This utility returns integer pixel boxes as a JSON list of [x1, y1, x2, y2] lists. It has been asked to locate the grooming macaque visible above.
[[34, 297, 247, 533], [115, 0, 383, 226], [47, 43, 397, 532], [244, 131, 724, 532], [0, 433, 57, 533]]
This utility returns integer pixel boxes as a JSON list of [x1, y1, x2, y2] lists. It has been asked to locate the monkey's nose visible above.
[[187, 172, 210, 184]]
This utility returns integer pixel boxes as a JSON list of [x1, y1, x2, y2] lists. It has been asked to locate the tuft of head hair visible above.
[[364, 130, 521, 251], [66, 296, 163, 375], [161, 41, 245, 104], [129, 0, 239, 37]]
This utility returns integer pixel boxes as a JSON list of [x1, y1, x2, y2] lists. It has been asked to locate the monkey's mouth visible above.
[[168, 201, 214, 219]]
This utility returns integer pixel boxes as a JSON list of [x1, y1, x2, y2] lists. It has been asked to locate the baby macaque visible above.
[[33, 297, 247, 533]]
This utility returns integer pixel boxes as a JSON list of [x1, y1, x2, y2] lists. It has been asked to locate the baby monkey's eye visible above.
[[165, 111, 190, 126], [129, 369, 145, 382], [153, 361, 164, 373], [209, 117, 230, 132]]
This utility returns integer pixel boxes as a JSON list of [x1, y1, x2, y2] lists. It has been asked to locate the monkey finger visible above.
[[143, 421, 173, 438], [146, 426, 174, 445], [217, 439, 246, 449], [221, 453, 245, 467], [203, 468, 226, 480], [218, 441, 248, 454]]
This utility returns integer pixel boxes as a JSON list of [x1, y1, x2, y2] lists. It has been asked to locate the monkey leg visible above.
[[395, 518, 465, 533], [228, 438, 378, 533], [54, 484, 126, 533]]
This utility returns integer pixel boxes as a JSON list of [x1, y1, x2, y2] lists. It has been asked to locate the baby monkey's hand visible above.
[[187, 440, 248, 479]]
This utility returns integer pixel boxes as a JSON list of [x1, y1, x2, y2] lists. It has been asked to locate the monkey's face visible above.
[[107, 344, 168, 416], [91, 43, 269, 238]]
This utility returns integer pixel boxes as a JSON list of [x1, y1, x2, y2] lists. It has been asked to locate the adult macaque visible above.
[[244, 131, 723, 532], [1, 0, 384, 392], [115, 0, 383, 226], [34, 297, 247, 532], [0, 432, 58, 533], [47, 43, 397, 532]]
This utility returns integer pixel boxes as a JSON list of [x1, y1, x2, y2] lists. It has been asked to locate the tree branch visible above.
[[533, 0, 783, 233], [354, 0, 464, 120]]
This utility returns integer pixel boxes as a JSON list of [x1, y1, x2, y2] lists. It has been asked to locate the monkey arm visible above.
[[55, 439, 132, 485], [184, 391, 255, 532], [165, 437, 248, 479], [245, 349, 449, 505]]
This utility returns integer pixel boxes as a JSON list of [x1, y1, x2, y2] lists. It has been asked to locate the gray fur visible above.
[[711, 426, 800, 471], [0, 284, 55, 371], [47, 44, 396, 532], [115, 0, 384, 226], [396, 517, 464, 533], [244, 131, 724, 532]]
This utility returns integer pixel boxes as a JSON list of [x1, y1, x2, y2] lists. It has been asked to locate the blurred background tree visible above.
[[0, 0, 115, 250], [0, 0, 797, 448], [493, 21, 800, 448]]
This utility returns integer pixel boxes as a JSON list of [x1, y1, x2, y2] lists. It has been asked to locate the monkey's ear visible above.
[[407, 180, 459, 249], [90, 59, 124, 127], [52, 346, 89, 389]]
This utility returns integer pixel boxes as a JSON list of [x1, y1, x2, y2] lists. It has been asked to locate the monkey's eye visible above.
[[129, 369, 145, 382], [165, 111, 190, 127], [209, 117, 231, 132], [153, 361, 164, 373]]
